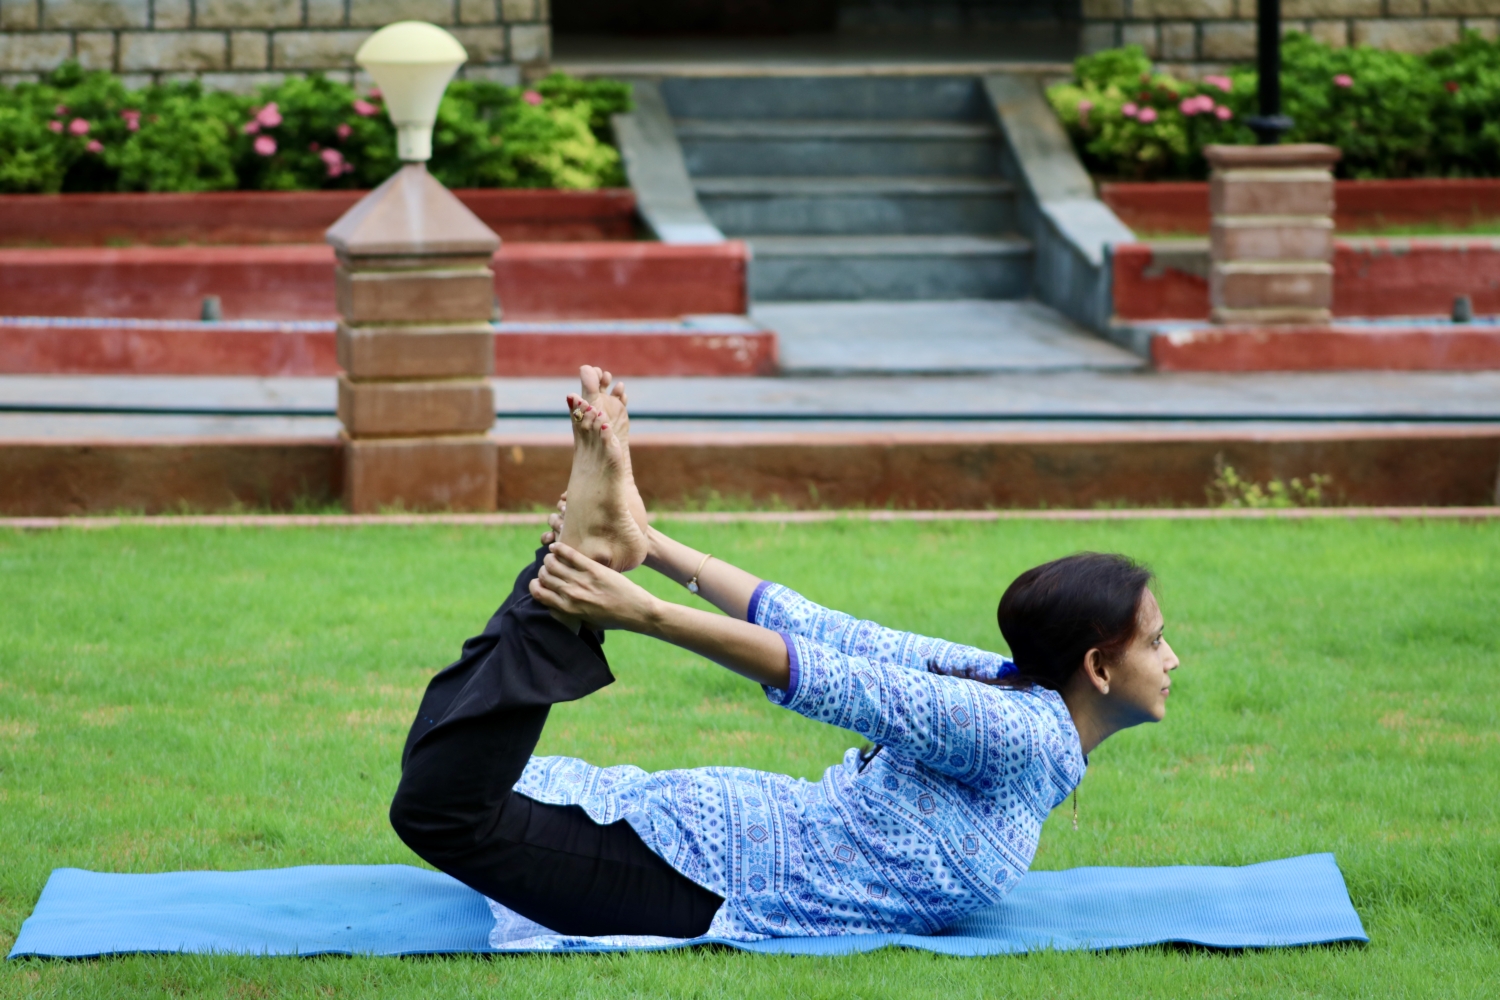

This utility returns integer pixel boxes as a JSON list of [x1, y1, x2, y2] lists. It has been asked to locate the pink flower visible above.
[[1333, 73, 1353, 88], [368, 88, 381, 99], [68, 118, 89, 136], [48, 120, 63, 133], [1215, 105, 1233, 121], [522, 90, 543, 106], [352, 98, 377, 117], [254, 102, 282, 128], [1204, 74, 1233, 93], [1122, 102, 1139, 118], [336, 122, 352, 140], [120, 109, 141, 131], [1138, 107, 1158, 123], [86, 139, 104, 153], [1180, 95, 1217, 116], [242, 120, 261, 135], [309, 141, 321, 151], [254, 135, 277, 156], [55, 104, 67, 115], [320, 147, 347, 178]]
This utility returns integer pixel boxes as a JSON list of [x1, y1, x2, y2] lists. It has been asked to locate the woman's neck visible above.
[[1060, 681, 1113, 756]]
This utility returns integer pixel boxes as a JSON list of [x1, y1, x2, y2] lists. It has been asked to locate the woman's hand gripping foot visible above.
[[557, 399, 650, 572], [531, 542, 658, 632]]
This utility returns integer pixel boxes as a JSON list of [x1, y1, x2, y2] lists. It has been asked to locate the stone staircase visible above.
[[657, 76, 1031, 302]]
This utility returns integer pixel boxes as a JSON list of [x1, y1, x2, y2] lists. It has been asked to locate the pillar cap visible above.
[[326, 163, 501, 258], [1204, 144, 1342, 170]]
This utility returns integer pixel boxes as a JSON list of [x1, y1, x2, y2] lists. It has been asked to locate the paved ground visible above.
[[4, 370, 1500, 440], [752, 300, 1143, 374]]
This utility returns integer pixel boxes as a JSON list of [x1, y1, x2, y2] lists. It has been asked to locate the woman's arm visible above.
[[773, 633, 1036, 783], [530, 542, 790, 689], [753, 583, 1017, 683]]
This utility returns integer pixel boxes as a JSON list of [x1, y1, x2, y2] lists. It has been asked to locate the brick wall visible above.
[[0, 0, 551, 90], [1083, 0, 1500, 73]]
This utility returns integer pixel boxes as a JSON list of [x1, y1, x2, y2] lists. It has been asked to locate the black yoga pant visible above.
[[388, 548, 725, 938]]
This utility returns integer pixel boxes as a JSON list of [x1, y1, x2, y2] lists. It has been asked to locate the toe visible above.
[[580, 366, 601, 397]]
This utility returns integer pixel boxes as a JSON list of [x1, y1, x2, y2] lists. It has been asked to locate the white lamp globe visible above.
[[355, 21, 468, 163]]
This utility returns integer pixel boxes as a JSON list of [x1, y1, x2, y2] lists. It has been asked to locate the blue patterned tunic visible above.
[[511, 581, 1086, 941]]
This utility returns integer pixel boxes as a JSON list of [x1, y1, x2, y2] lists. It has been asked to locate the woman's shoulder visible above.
[[979, 684, 1085, 772]]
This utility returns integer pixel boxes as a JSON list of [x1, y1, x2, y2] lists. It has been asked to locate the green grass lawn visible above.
[[2, 519, 1497, 998]]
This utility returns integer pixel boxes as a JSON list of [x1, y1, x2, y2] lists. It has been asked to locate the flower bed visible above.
[[1049, 33, 1500, 181], [0, 64, 630, 194]]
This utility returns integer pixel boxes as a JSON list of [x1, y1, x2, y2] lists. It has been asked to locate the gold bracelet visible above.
[[686, 553, 713, 594]]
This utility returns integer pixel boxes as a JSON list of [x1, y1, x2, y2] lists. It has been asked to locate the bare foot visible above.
[[559, 400, 649, 572], [571, 365, 648, 534]]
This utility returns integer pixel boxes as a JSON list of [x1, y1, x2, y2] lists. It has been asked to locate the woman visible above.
[[390, 369, 1180, 942]]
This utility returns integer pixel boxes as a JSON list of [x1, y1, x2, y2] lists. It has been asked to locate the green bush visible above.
[[0, 64, 631, 194], [1049, 31, 1500, 180]]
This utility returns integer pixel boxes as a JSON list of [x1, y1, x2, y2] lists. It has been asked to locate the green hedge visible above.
[[0, 63, 631, 194], [1048, 32, 1500, 181]]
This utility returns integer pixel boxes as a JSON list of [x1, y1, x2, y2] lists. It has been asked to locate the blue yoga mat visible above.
[[8, 854, 1366, 959]]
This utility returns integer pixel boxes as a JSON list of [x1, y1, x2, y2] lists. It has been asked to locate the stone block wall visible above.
[[0, 0, 551, 89], [1082, 0, 1500, 73]]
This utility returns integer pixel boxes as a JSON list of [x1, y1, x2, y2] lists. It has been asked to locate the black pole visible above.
[[1245, 0, 1293, 144]]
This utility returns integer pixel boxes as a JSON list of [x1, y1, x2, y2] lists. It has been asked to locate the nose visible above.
[[1163, 640, 1180, 671]]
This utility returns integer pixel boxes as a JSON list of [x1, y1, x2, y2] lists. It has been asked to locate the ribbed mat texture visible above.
[[9, 854, 1366, 959]]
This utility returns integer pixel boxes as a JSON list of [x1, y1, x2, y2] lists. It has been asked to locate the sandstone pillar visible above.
[[327, 163, 501, 512], [1206, 144, 1341, 325]]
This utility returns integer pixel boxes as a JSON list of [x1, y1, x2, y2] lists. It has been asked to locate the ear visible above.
[[1082, 648, 1111, 696]]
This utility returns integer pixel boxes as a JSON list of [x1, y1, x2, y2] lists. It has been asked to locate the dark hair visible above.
[[996, 552, 1154, 691]]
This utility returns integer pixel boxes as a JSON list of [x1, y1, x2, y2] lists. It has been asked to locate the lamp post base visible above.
[[1245, 114, 1295, 146]]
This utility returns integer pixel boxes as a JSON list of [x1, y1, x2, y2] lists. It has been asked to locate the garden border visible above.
[[0, 189, 638, 247], [4, 507, 1498, 530], [4, 426, 1497, 516]]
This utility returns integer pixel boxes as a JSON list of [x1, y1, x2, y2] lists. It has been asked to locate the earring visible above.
[[1101, 684, 1109, 695]]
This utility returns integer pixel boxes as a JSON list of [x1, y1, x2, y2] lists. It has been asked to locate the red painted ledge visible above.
[[1112, 238, 1500, 322], [1102, 178, 1500, 235], [0, 241, 749, 322], [5, 428, 1499, 515], [1151, 325, 1500, 372], [0, 318, 777, 377], [0, 188, 638, 246]]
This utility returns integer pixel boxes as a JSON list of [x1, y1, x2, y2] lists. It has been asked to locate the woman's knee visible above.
[[388, 775, 474, 860]]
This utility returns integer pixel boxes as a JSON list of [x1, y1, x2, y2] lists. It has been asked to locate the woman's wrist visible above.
[[642, 526, 689, 581], [631, 592, 672, 638]]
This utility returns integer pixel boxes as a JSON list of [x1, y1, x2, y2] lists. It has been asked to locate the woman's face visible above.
[[1108, 588, 1180, 724]]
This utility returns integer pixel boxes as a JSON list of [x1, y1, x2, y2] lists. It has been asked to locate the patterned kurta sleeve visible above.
[[764, 632, 1040, 784], [749, 581, 1016, 683]]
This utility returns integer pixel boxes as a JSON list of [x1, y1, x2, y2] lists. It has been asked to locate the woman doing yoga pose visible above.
[[390, 368, 1180, 942]]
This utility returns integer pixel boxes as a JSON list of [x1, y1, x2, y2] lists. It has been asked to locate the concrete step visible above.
[[749, 234, 1032, 301], [695, 175, 1017, 236], [660, 75, 992, 122], [11, 371, 1500, 423], [752, 299, 1144, 374], [676, 120, 1001, 177]]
